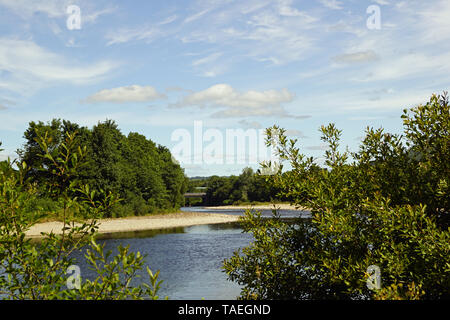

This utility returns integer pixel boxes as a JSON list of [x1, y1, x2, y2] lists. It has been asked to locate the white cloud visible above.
[[83, 6, 117, 24], [335, 89, 437, 112], [0, 0, 69, 18], [0, 38, 117, 95], [104, 1, 320, 67], [417, 0, 450, 43], [318, 0, 343, 10], [105, 13, 182, 46], [158, 15, 178, 25], [332, 51, 380, 64], [172, 84, 295, 118], [353, 52, 450, 82], [190, 52, 229, 77], [84, 85, 166, 103], [0, 0, 115, 23], [106, 26, 163, 45], [177, 1, 319, 66], [285, 129, 307, 138], [165, 86, 186, 93], [278, 0, 307, 17], [373, 0, 390, 5], [177, 84, 293, 108], [191, 52, 223, 67], [0, 152, 17, 162], [184, 9, 212, 23], [330, 1, 450, 87], [238, 119, 262, 129]]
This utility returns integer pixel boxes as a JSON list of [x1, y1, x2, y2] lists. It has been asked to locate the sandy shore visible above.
[[25, 212, 240, 240], [203, 203, 309, 211]]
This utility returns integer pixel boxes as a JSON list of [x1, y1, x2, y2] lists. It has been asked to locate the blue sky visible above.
[[0, 0, 449, 176]]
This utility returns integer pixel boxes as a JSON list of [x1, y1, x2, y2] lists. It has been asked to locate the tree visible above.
[[157, 145, 188, 208], [17, 119, 188, 218], [205, 176, 231, 205], [16, 119, 64, 186], [0, 131, 165, 299], [223, 92, 450, 300]]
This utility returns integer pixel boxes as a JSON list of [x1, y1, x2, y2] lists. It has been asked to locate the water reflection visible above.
[[72, 222, 252, 300], [180, 206, 311, 218], [44, 207, 308, 299]]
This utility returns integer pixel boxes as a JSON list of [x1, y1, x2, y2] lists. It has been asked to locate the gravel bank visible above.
[[25, 212, 240, 240]]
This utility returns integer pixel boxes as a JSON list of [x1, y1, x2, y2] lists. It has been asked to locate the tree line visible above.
[[186, 167, 285, 206], [15, 119, 188, 218]]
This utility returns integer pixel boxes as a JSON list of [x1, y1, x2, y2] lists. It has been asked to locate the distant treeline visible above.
[[186, 167, 286, 206], [16, 119, 188, 218]]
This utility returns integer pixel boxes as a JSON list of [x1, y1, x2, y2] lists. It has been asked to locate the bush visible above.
[[223, 92, 450, 300], [0, 131, 165, 299]]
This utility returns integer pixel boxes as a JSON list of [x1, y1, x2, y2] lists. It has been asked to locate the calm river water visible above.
[[71, 207, 308, 299]]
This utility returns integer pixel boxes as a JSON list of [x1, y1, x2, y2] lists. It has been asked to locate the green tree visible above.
[[157, 145, 188, 208], [0, 131, 165, 299], [17, 119, 188, 218], [16, 119, 64, 186], [224, 92, 450, 300], [205, 175, 234, 205]]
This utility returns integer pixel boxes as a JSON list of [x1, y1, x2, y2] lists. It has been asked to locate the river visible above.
[[71, 206, 308, 299]]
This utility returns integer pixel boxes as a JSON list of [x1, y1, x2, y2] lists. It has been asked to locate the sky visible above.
[[0, 0, 449, 177]]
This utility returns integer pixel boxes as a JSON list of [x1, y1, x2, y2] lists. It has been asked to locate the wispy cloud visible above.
[[417, 0, 450, 43], [373, 0, 390, 5], [353, 52, 450, 82], [0, 0, 70, 18], [332, 51, 380, 64], [83, 6, 117, 24], [190, 52, 230, 77], [106, 26, 164, 45], [238, 119, 262, 129], [0, 38, 118, 95], [173, 1, 319, 65], [318, 0, 343, 10], [158, 14, 178, 25], [184, 9, 212, 23], [285, 129, 307, 138], [191, 52, 223, 67], [0, 0, 115, 23]]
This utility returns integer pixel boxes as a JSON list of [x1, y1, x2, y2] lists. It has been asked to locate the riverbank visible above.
[[25, 211, 240, 240], [203, 203, 309, 211]]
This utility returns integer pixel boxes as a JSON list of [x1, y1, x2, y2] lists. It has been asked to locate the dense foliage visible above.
[[17, 119, 188, 218], [224, 93, 450, 300], [186, 168, 282, 206], [0, 132, 165, 299]]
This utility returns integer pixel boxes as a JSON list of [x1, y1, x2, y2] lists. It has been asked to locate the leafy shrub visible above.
[[0, 131, 165, 299], [224, 93, 450, 300]]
